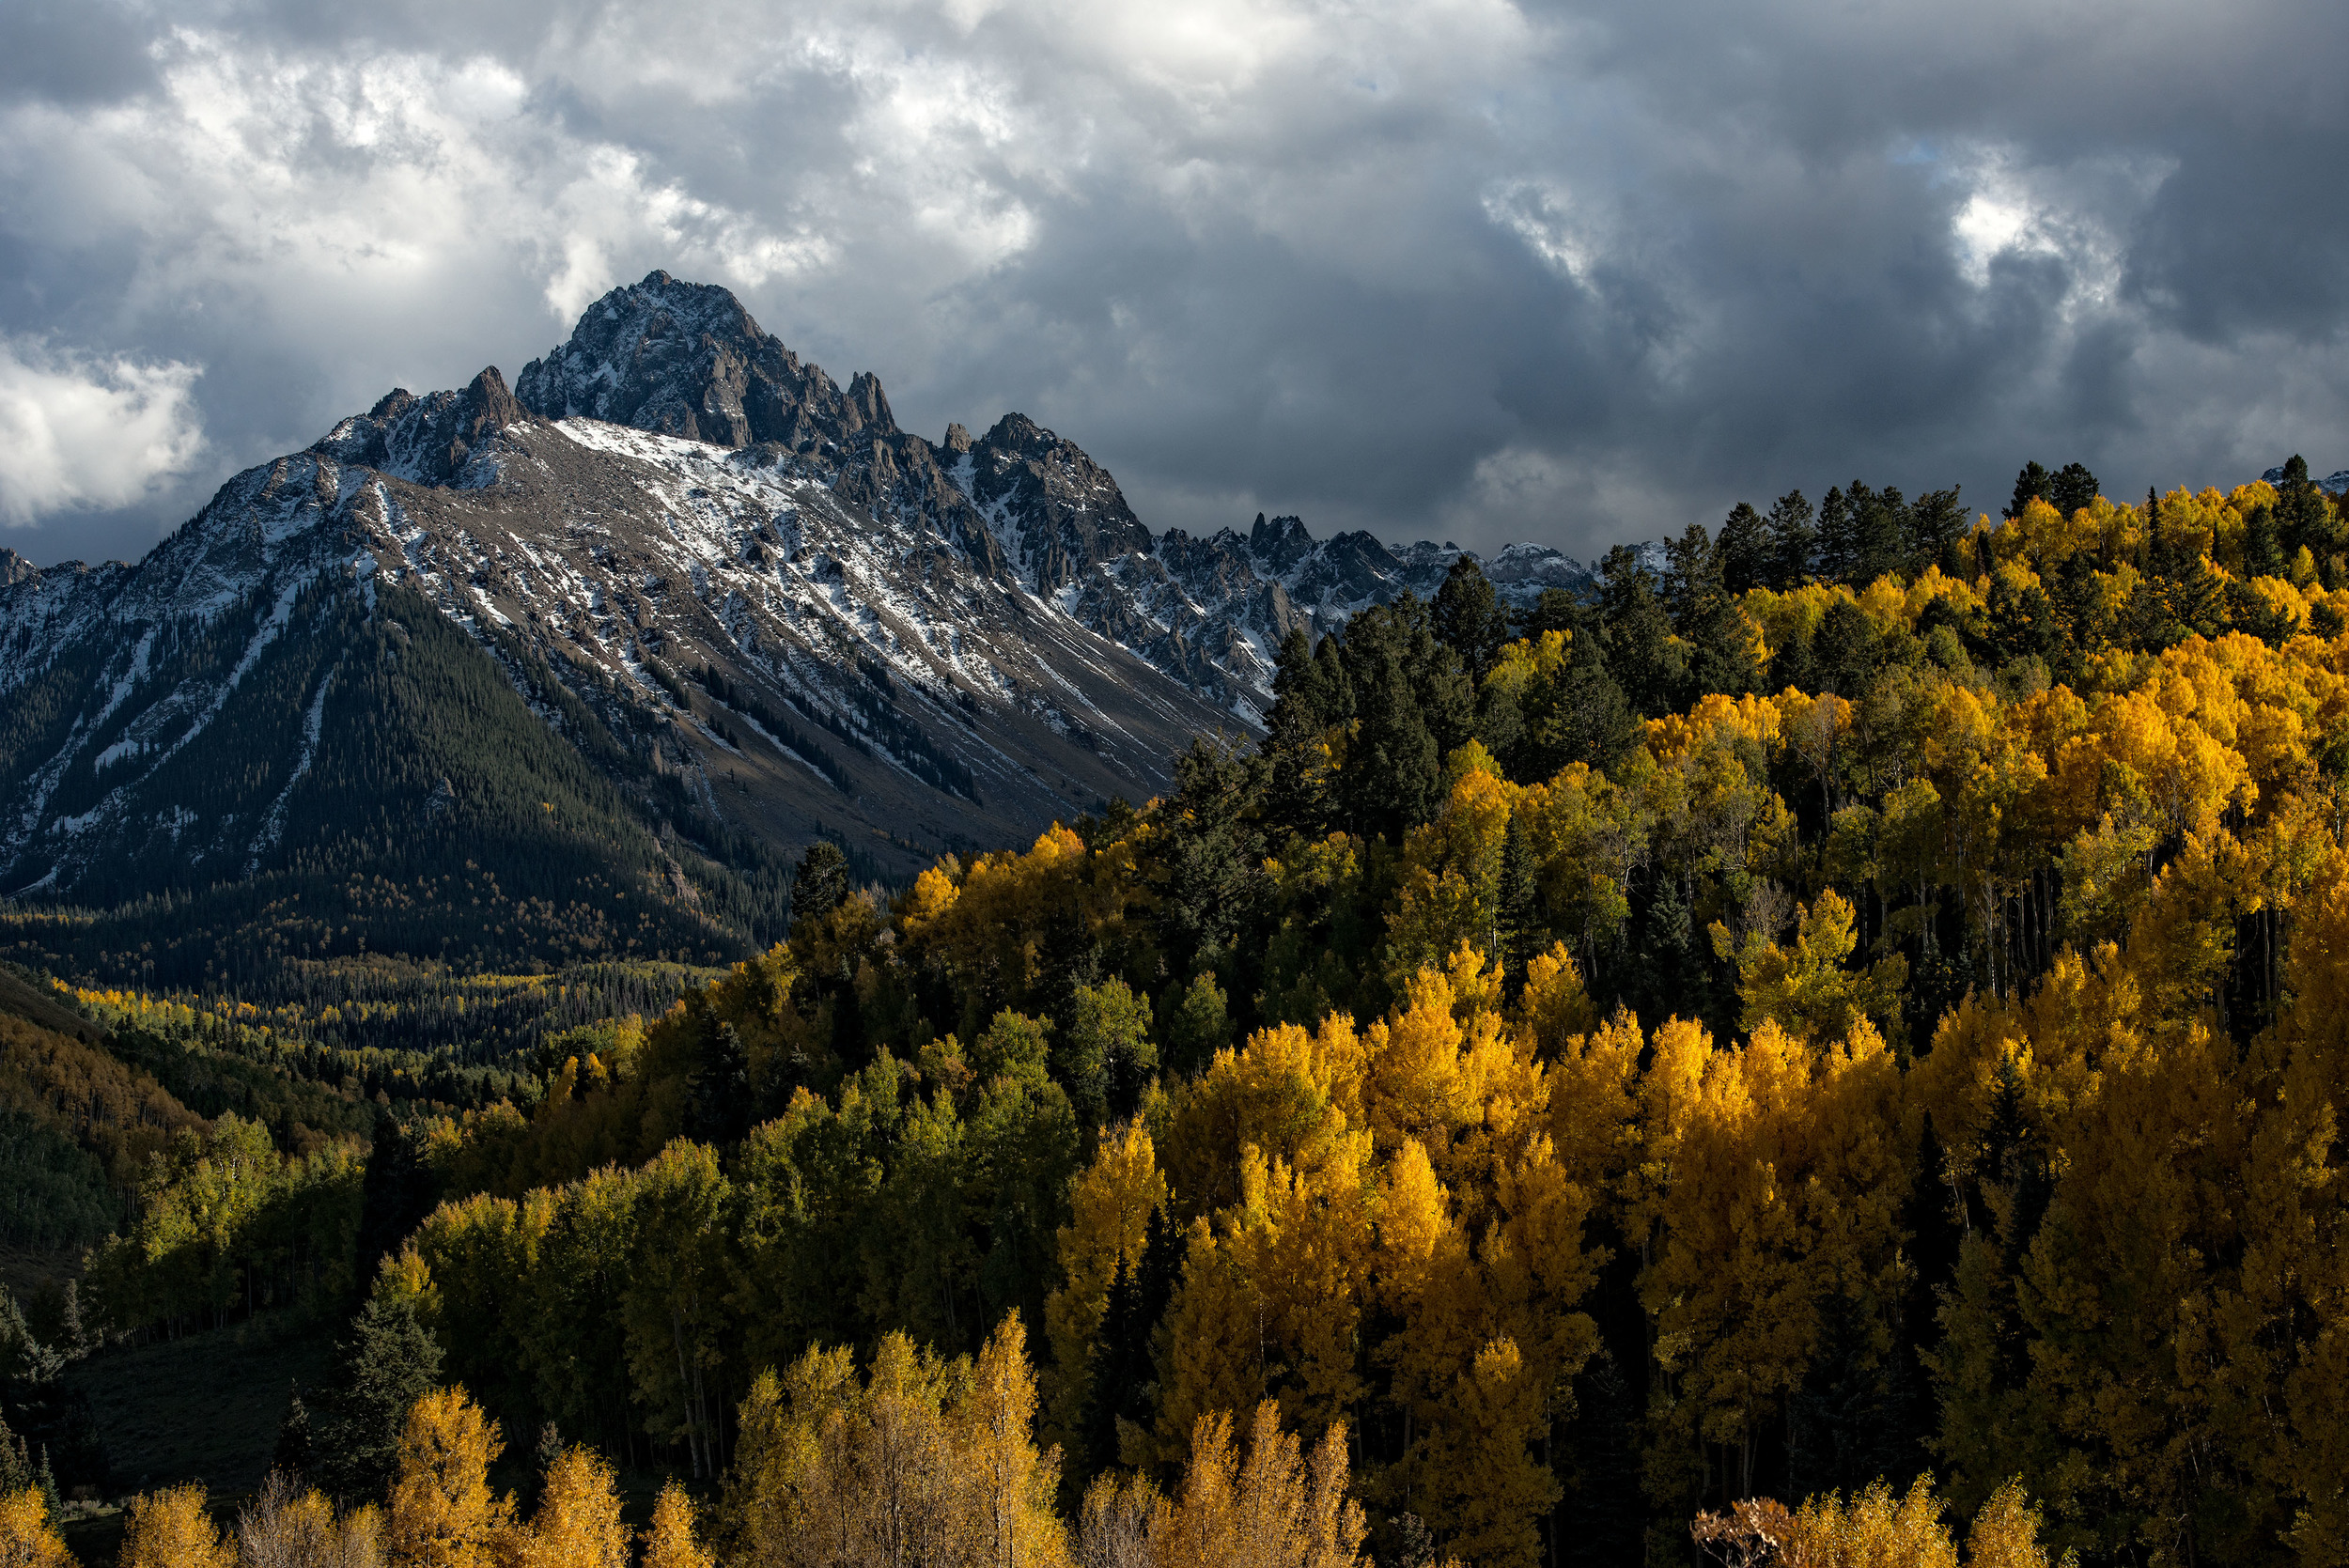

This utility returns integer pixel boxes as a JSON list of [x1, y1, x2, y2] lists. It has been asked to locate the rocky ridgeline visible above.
[[0, 272, 1595, 899]]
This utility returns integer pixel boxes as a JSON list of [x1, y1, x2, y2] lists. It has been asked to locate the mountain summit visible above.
[[0, 272, 1589, 970]]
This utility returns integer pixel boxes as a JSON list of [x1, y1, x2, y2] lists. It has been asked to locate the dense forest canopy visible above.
[[8, 458, 2349, 1568]]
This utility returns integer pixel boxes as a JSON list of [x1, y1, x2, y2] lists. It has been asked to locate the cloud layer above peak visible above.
[[3, 0, 2344, 565]]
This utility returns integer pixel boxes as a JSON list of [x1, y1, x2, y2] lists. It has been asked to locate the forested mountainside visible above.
[[0, 274, 1596, 1033], [8, 458, 2349, 1568]]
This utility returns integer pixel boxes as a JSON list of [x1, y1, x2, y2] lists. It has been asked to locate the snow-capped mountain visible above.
[[0, 272, 1593, 908], [2261, 464, 2349, 492]]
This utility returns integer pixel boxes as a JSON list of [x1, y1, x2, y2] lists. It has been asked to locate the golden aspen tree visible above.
[[1485, 1133, 1602, 1435], [1231, 1400, 1315, 1568], [2245, 859, 2349, 1567], [1362, 963, 1484, 1166], [861, 1330, 961, 1566], [1774, 1478, 1955, 1568], [1160, 1017, 1362, 1224], [956, 1313, 1070, 1568], [620, 1141, 731, 1482], [1711, 888, 1906, 1045], [1295, 1421, 1369, 1568], [1626, 1015, 1710, 1271], [513, 1446, 625, 1568], [0, 1488, 71, 1568], [340, 1504, 386, 1568], [1513, 942, 1598, 1056], [1146, 1403, 1366, 1568], [385, 1388, 513, 1568], [637, 1483, 713, 1568], [1643, 1018, 1910, 1511], [1407, 1338, 1560, 1568], [117, 1483, 235, 1568], [1077, 1473, 1158, 1568], [1047, 1121, 1168, 1437], [725, 1365, 817, 1568], [237, 1471, 339, 1568], [1964, 1481, 2065, 1568]]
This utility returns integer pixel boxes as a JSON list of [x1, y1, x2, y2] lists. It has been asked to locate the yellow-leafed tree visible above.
[[0, 1487, 71, 1568], [117, 1483, 234, 1568], [513, 1446, 625, 1568], [386, 1389, 512, 1568], [638, 1481, 713, 1568]]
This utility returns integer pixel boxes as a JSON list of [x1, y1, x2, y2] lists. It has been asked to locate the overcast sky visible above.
[[3, 0, 2345, 567]]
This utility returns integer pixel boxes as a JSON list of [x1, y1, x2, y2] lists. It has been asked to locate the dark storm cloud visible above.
[[2, 0, 2343, 567]]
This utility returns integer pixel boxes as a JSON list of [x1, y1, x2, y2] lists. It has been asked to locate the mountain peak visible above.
[[512, 272, 885, 451]]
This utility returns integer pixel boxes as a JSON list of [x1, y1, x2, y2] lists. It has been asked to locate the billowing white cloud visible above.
[[0, 0, 2342, 564], [0, 338, 203, 527]]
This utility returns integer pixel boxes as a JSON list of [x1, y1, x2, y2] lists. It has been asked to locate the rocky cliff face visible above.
[[0, 272, 1594, 906]]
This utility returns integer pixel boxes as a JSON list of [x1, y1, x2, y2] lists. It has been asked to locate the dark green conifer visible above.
[[355, 1118, 434, 1281], [1332, 598, 1466, 839], [1666, 522, 1758, 700], [274, 1385, 313, 1479], [1813, 598, 1881, 692], [1715, 503, 1770, 596], [1815, 487, 1858, 583], [689, 1020, 752, 1145], [313, 1292, 443, 1503], [2243, 501, 2285, 580], [1433, 556, 1510, 679], [2275, 454, 2340, 578], [2049, 461, 2100, 519], [1265, 626, 1347, 836], [1766, 490, 1816, 588], [1850, 481, 1906, 583], [1515, 586, 1583, 643], [1906, 487, 1967, 578], [1595, 545, 1680, 716], [2006, 461, 2052, 519], [789, 840, 851, 939]]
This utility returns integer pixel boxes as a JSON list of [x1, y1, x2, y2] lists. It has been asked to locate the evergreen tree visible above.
[[273, 1385, 314, 1480], [1716, 503, 1771, 596], [1433, 556, 1511, 679], [1906, 486, 1967, 577], [2243, 500, 2285, 579], [0, 1411, 30, 1495], [1150, 737, 1268, 984], [0, 1287, 59, 1385], [1815, 486, 1859, 583], [2275, 454, 2340, 580], [1264, 626, 1349, 836], [1522, 629, 1639, 778], [687, 1020, 751, 1145], [2006, 460, 2052, 519], [2148, 500, 2223, 640], [1079, 1236, 1163, 1479], [1813, 599, 1881, 693], [1662, 522, 1719, 634], [1332, 598, 1469, 840], [1515, 587, 1583, 643], [1985, 571, 2060, 668], [1666, 522, 1759, 700], [354, 1118, 435, 1281], [313, 1292, 443, 1504], [2048, 461, 2100, 518], [1595, 545, 1680, 717], [1766, 489, 1816, 588], [789, 840, 850, 939], [1850, 481, 1906, 583]]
